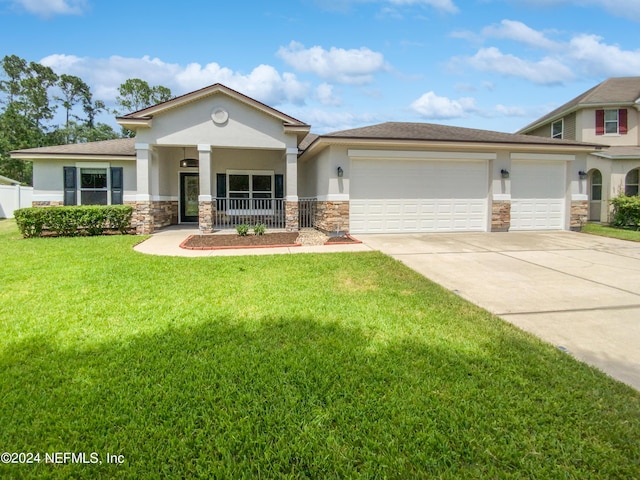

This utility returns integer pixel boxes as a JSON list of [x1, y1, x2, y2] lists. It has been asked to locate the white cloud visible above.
[[410, 91, 477, 119], [314, 0, 458, 14], [482, 20, 560, 50], [495, 104, 527, 116], [512, 0, 640, 22], [567, 34, 640, 76], [388, 0, 458, 13], [6, 0, 86, 16], [290, 108, 380, 133], [277, 41, 387, 85], [453, 18, 640, 83], [315, 83, 343, 106], [40, 54, 309, 106], [461, 47, 574, 84]]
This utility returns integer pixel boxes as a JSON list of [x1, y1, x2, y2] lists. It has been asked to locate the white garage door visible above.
[[350, 158, 488, 233], [511, 160, 566, 231]]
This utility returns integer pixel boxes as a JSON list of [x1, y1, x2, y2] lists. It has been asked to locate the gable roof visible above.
[[300, 121, 597, 158], [116, 83, 309, 129], [10, 138, 136, 159], [517, 77, 640, 134]]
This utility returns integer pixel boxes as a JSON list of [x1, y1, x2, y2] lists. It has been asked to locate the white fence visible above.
[[0, 184, 33, 218]]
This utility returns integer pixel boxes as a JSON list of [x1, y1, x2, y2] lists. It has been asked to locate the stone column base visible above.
[[199, 201, 215, 234], [570, 200, 588, 231], [491, 200, 511, 232], [285, 201, 299, 231], [135, 201, 154, 235], [316, 201, 350, 234]]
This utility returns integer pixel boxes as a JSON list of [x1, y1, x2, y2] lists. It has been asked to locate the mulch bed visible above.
[[324, 234, 362, 245], [181, 232, 301, 250]]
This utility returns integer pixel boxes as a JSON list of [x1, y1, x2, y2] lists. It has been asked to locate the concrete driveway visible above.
[[358, 231, 640, 390]]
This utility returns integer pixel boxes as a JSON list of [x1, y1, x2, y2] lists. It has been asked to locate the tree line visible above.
[[0, 54, 172, 185]]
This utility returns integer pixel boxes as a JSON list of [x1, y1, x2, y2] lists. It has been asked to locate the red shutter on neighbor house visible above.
[[619, 109, 628, 134], [595, 109, 605, 135]]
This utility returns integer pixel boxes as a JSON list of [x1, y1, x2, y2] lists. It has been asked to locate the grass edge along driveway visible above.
[[0, 219, 638, 479]]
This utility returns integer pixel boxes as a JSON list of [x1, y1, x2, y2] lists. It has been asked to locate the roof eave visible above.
[[299, 136, 597, 161], [116, 116, 152, 130], [10, 152, 135, 161]]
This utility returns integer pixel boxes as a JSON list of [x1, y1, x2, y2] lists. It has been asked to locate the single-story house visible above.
[[11, 83, 598, 234]]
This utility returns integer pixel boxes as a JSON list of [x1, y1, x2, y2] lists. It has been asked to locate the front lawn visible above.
[[582, 222, 640, 242], [1, 219, 639, 479]]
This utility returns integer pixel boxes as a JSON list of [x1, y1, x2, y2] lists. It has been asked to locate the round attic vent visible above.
[[211, 107, 229, 125]]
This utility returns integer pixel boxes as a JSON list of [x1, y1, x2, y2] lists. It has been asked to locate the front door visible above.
[[589, 169, 602, 222], [180, 173, 199, 223]]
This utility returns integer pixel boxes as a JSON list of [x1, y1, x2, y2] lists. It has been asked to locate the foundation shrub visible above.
[[14, 205, 133, 238], [610, 194, 640, 230]]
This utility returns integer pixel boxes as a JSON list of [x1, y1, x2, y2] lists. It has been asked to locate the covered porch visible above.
[[133, 143, 301, 234]]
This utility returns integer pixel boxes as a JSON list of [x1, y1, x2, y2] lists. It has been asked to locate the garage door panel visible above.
[[511, 160, 565, 231]]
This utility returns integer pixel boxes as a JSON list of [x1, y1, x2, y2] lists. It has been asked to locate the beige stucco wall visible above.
[[299, 145, 349, 200], [153, 146, 286, 199], [135, 94, 298, 151], [579, 107, 640, 146], [32, 158, 136, 203]]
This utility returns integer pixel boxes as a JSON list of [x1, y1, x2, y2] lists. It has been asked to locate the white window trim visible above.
[[626, 168, 639, 196], [75, 162, 110, 206], [551, 119, 563, 139], [604, 109, 620, 135], [226, 169, 275, 215]]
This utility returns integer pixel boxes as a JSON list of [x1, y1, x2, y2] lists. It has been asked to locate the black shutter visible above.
[[275, 174, 284, 199], [216, 173, 226, 210], [110, 167, 123, 205], [216, 174, 226, 197], [63, 166, 76, 206]]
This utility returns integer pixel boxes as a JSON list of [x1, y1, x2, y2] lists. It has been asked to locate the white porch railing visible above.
[[214, 198, 285, 229]]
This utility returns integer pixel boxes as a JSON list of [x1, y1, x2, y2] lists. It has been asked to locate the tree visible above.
[[55, 74, 90, 141], [116, 78, 172, 114]]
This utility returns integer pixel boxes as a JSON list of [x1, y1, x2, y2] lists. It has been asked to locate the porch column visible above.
[[284, 147, 299, 231], [197, 144, 214, 233], [135, 143, 154, 234]]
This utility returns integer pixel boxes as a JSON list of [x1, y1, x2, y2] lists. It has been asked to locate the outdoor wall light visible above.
[[180, 147, 199, 168], [337, 166, 344, 177], [578, 170, 588, 179], [500, 169, 510, 179]]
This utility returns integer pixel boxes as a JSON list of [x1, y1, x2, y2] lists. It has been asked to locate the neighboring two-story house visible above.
[[518, 77, 640, 222]]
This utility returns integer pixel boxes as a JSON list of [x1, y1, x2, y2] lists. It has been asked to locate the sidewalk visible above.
[[133, 225, 373, 257]]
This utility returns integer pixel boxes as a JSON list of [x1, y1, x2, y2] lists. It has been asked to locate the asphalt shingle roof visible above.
[[11, 138, 136, 156], [518, 77, 640, 133], [317, 122, 591, 147]]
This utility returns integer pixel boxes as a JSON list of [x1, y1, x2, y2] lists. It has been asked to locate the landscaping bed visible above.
[[324, 234, 361, 244], [181, 232, 300, 249]]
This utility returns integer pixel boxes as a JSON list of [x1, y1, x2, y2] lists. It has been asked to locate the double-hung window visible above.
[[227, 170, 274, 214], [63, 163, 124, 206], [551, 119, 563, 139], [80, 168, 108, 205], [596, 109, 628, 135]]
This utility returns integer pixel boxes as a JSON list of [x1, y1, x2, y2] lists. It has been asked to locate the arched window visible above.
[[625, 168, 639, 196]]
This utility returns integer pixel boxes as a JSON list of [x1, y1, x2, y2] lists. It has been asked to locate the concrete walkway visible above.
[[358, 231, 640, 391], [133, 225, 373, 257]]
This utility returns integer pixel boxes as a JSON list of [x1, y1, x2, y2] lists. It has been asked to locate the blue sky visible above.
[[1, 0, 640, 134]]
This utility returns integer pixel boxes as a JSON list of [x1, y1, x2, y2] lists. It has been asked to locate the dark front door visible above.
[[180, 173, 199, 223]]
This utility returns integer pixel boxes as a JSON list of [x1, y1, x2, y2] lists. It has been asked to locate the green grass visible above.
[[582, 222, 640, 242], [1, 218, 639, 479]]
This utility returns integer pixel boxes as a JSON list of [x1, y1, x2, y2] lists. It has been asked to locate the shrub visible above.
[[236, 224, 250, 236], [253, 223, 266, 236], [610, 194, 640, 230], [14, 205, 133, 238]]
